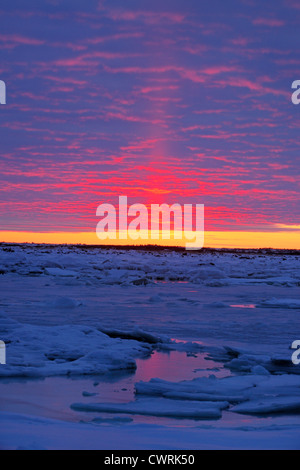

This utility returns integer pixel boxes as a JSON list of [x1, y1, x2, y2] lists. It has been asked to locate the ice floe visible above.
[[71, 397, 229, 419], [0, 244, 299, 287], [257, 298, 300, 309], [0, 311, 153, 377], [134, 373, 300, 416]]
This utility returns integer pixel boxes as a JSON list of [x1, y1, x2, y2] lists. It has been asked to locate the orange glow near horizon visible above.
[[0, 230, 299, 249]]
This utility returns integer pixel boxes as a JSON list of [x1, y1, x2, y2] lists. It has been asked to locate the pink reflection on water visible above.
[[230, 304, 256, 308], [135, 349, 225, 384]]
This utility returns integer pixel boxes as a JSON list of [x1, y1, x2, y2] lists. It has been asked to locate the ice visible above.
[[232, 354, 300, 376], [135, 373, 300, 419], [98, 327, 169, 345], [148, 295, 163, 303], [232, 397, 300, 415], [82, 391, 98, 397], [204, 301, 228, 308], [258, 298, 300, 309], [0, 311, 152, 377], [45, 267, 78, 277], [206, 345, 300, 375], [1, 411, 299, 449], [135, 375, 266, 404], [0, 244, 299, 449], [188, 266, 225, 282], [91, 417, 133, 425], [251, 365, 270, 375], [47, 297, 82, 309], [71, 397, 229, 419], [1, 244, 299, 289]]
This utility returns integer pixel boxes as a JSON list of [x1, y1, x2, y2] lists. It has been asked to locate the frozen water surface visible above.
[[0, 244, 299, 449]]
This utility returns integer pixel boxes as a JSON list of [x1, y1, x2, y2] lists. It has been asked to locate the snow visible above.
[[71, 397, 229, 419], [47, 297, 82, 309], [45, 267, 78, 277], [0, 244, 299, 449], [134, 373, 300, 417], [258, 298, 300, 309], [135, 375, 261, 403], [231, 397, 300, 415], [0, 310, 153, 377], [0, 244, 299, 289], [0, 411, 299, 450]]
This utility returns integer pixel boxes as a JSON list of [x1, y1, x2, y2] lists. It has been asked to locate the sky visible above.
[[0, 0, 299, 248]]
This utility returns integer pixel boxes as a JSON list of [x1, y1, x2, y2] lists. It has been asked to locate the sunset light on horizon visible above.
[[1, 1, 300, 452], [1, 229, 300, 249], [1, 0, 299, 247]]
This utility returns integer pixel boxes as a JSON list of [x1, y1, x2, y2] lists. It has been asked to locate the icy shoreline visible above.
[[0, 244, 299, 449]]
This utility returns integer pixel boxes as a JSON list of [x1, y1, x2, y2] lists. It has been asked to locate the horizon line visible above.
[[0, 230, 300, 250]]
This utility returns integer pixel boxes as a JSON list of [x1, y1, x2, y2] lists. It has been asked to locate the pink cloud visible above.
[[0, 34, 45, 47], [218, 77, 289, 97], [137, 85, 179, 94], [105, 9, 186, 24], [201, 65, 241, 75], [230, 37, 253, 46], [103, 64, 240, 84], [44, 76, 87, 86], [53, 51, 141, 68], [183, 45, 209, 55], [268, 163, 290, 170], [85, 32, 143, 45], [286, 0, 300, 10], [252, 18, 285, 27]]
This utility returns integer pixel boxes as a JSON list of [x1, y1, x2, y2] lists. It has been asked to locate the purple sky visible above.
[[0, 0, 299, 235]]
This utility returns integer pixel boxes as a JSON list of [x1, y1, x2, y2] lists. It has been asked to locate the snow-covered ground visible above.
[[0, 244, 299, 449]]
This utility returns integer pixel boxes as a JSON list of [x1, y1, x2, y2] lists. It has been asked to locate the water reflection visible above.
[[0, 349, 228, 424], [230, 304, 256, 309]]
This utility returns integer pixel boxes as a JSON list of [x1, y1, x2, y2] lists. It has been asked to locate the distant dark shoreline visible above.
[[0, 242, 299, 256]]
